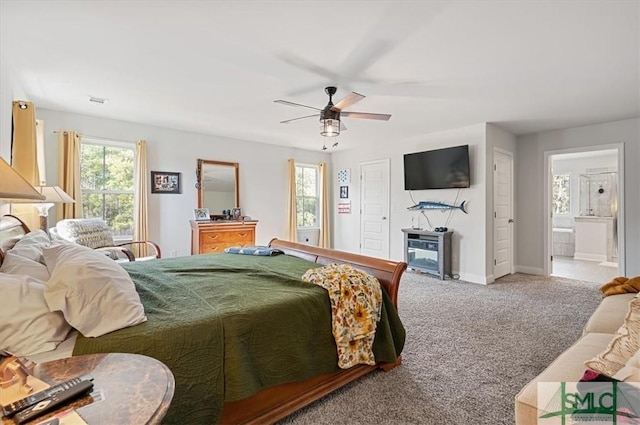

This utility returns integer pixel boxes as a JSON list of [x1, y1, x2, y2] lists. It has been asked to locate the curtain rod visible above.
[[52, 131, 136, 145]]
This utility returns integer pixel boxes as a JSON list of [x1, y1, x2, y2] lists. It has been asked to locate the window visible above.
[[552, 172, 570, 215], [80, 140, 135, 239], [295, 164, 319, 227]]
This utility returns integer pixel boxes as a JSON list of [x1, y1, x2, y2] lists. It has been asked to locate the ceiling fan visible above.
[[274, 86, 391, 140]]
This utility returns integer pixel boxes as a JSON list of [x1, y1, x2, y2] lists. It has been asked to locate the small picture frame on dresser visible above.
[[193, 208, 210, 221], [231, 207, 242, 221]]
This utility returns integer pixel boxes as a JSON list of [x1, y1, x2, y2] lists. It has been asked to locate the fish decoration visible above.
[[407, 200, 468, 214]]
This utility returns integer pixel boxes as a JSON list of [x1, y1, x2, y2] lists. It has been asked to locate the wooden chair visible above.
[[50, 218, 161, 261]]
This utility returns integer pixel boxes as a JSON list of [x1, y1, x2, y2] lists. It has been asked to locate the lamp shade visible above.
[[34, 186, 75, 204], [320, 119, 340, 137], [29, 186, 75, 232], [0, 157, 46, 201]]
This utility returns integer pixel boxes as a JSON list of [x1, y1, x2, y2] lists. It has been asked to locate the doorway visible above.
[[545, 145, 624, 283]]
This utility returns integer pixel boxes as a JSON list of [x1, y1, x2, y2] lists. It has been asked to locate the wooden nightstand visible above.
[[2, 353, 174, 425]]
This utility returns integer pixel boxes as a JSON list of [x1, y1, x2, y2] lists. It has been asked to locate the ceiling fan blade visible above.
[[280, 114, 320, 124], [341, 111, 391, 121], [285, 82, 327, 98], [331, 92, 365, 111], [276, 52, 339, 81], [339, 4, 444, 79], [274, 100, 321, 111]]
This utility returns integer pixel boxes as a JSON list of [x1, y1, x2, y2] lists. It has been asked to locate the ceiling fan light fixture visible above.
[[276, 86, 389, 138], [320, 118, 340, 137]]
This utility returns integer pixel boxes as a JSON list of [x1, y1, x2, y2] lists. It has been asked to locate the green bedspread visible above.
[[72, 253, 406, 424]]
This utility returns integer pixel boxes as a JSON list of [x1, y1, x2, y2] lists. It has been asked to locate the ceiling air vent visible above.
[[88, 96, 108, 104]]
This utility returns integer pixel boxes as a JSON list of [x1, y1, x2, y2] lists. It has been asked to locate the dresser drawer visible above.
[[200, 241, 251, 254], [190, 220, 258, 255], [201, 229, 254, 244]]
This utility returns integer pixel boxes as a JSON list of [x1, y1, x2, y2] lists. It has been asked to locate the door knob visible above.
[[508, 219, 514, 223], [382, 217, 387, 220]]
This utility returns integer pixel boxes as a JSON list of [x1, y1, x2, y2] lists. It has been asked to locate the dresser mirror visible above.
[[196, 159, 239, 216]]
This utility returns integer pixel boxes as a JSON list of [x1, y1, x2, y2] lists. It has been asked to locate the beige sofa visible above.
[[515, 292, 636, 424]]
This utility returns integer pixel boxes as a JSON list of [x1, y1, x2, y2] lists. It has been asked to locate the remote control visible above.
[[13, 379, 94, 424], [2, 374, 93, 417]]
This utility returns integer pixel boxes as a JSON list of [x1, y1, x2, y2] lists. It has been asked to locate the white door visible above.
[[493, 150, 513, 279], [360, 159, 390, 259]]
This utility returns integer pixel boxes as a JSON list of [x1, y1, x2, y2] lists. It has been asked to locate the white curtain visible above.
[[134, 140, 149, 256], [286, 159, 297, 242]]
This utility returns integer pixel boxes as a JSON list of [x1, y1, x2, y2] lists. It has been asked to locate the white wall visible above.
[[37, 108, 330, 257], [331, 124, 489, 283], [5, 99, 635, 281], [516, 118, 640, 276]]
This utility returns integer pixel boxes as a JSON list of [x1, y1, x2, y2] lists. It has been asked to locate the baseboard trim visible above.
[[574, 252, 607, 262], [457, 272, 491, 285], [515, 265, 545, 276]]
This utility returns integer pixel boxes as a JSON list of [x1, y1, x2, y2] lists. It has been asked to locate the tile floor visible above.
[[551, 256, 619, 284]]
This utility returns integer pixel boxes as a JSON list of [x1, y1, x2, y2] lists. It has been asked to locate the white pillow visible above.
[[613, 350, 640, 382], [585, 297, 640, 376], [0, 273, 71, 356], [8, 230, 51, 263], [42, 242, 147, 337], [0, 251, 51, 282], [55, 219, 114, 249]]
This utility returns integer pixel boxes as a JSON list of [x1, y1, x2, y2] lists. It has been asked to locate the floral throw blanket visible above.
[[302, 263, 383, 369]]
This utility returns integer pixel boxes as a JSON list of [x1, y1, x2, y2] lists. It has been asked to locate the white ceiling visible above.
[[1, 1, 638, 152]]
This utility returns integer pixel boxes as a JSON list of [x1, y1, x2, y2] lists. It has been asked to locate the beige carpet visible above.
[[279, 272, 602, 425]]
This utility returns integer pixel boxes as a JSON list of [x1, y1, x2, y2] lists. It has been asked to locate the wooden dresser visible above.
[[190, 220, 258, 255]]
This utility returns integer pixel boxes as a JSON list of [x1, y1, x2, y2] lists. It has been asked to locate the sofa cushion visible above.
[[584, 297, 640, 377], [583, 293, 636, 334], [515, 332, 614, 425]]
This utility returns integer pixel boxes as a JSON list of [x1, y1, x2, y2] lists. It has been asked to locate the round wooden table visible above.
[[3, 353, 174, 425]]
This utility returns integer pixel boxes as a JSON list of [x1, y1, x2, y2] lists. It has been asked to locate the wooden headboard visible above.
[[268, 238, 407, 308], [0, 215, 31, 265]]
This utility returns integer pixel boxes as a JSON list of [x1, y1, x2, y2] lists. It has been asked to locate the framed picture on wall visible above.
[[151, 171, 181, 194], [339, 186, 349, 199]]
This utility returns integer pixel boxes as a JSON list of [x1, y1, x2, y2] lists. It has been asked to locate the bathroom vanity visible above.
[[573, 216, 616, 262]]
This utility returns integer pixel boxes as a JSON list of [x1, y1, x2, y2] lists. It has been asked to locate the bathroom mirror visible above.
[[196, 159, 239, 215]]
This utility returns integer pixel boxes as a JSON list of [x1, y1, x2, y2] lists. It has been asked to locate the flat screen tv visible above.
[[404, 145, 470, 190]]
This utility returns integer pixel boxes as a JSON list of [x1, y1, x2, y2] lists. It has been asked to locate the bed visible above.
[[0, 215, 407, 424]]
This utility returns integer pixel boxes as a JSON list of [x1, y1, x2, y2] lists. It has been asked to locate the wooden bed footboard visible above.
[[268, 238, 407, 308], [220, 358, 401, 425], [219, 239, 407, 424]]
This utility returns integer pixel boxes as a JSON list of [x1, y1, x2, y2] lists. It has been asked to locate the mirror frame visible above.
[[196, 159, 240, 211]]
